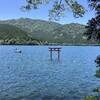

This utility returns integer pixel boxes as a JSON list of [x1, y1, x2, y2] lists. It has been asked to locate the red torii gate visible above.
[[49, 47, 62, 60]]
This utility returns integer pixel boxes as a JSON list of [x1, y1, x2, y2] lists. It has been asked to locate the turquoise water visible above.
[[0, 46, 100, 100]]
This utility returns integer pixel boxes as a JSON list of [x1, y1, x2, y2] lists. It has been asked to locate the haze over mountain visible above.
[[0, 18, 96, 45]]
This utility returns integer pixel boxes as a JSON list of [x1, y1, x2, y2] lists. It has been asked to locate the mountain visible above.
[[0, 18, 61, 33], [47, 23, 88, 45], [0, 23, 40, 45], [0, 18, 96, 45]]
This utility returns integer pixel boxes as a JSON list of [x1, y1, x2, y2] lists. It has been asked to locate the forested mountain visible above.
[[33, 23, 87, 45], [0, 18, 61, 33], [46, 23, 89, 45], [0, 23, 40, 45], [0, 18, 97, 45]]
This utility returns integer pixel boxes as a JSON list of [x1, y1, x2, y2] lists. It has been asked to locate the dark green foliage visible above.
[[95, 56, 100, 78], [84, 96, 96, 100], [0, 23, 40, 45], [84, 88, 100, 100], [86, 55, 100, 100], [95, 69, 100, 78], [84, 0, 100, 43], [84, 0, 100, 99], [93, 88, 100, 93], [92, 88, 100, 100]]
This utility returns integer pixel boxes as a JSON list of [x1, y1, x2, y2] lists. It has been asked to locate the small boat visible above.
[[14, 48, 22, 53]]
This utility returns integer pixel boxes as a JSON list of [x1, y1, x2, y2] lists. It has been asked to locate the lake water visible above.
[[0, 46, 100, 100]]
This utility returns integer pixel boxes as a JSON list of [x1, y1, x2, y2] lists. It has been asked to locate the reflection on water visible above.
[[0, 46, 100, 100]]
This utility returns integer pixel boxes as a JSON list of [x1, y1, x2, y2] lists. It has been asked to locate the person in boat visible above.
[[14, 48, 22, 53]]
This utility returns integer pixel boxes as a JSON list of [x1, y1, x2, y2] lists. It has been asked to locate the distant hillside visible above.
[[0, 18, 96, 45], [47, 23, 88, 45], [0, 18, 61, 33], [0, 23, 40, 45]]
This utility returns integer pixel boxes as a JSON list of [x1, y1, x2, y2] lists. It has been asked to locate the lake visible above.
[[0, 46, 100, 100]]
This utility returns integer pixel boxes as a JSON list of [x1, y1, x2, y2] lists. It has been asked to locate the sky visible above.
[[0, 0, 95, 25]]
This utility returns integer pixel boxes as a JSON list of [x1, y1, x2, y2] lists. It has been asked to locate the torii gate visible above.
[[49, 47, 62, 60]]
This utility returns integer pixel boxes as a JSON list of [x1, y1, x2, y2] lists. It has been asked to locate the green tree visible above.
[[84, 1, 100, 99], [84, 0, 100, 43], [21, 0, 86, 21]]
